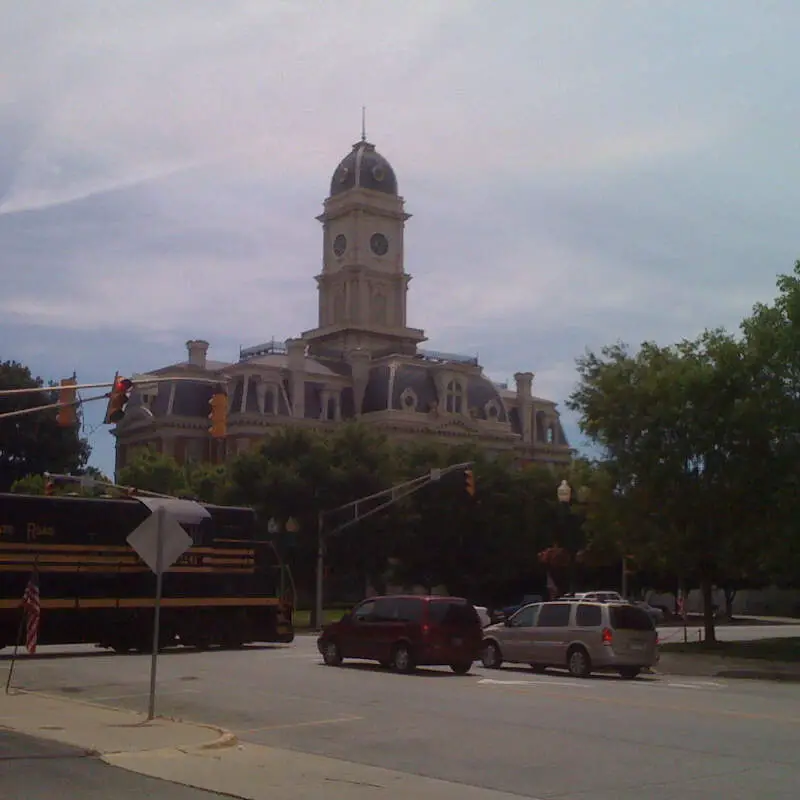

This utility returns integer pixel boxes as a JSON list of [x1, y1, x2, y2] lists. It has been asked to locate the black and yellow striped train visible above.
[[0, 492, 295, 652]]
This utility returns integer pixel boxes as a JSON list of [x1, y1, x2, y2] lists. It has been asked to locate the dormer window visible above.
[[485, 399, 501, 420], [445, 380, 464, 414], [547, 426, 555, 444], [400, 388, 418, 411]]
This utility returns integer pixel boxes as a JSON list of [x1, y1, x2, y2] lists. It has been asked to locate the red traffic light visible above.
[[105, 373, 133, 424]]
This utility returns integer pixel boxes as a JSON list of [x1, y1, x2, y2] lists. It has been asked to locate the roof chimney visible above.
[[186, 339, 209, 369]]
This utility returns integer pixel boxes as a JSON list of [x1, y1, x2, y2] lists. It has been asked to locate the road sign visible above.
[[430, 468, 442, 481], [125, 497, 210, 721], [127, 497, 208, 574]]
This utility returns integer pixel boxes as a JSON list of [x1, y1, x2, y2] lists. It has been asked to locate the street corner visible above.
[[0, 687, 234, 758]]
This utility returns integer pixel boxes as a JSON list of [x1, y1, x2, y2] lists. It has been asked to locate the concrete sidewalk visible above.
[[0, 689, 521, 799]]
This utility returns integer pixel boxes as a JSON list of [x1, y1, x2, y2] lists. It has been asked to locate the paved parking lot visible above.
[[4, 636, 800, 799]]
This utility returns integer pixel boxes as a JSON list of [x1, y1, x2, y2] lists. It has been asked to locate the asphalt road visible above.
[[0, 729, 235, 800], [4, 636, 800, 800]]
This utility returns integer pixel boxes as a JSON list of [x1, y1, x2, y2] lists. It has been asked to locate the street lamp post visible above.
[[556, 480, 573, 592]]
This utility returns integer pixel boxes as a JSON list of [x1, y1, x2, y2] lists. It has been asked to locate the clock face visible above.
[[333, 234, 347, 257], [370, 233, 389, 256]]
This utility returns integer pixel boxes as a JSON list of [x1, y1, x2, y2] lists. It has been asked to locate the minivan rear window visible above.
[[428, 600, 479, 626], [610, 605, 654, 631]]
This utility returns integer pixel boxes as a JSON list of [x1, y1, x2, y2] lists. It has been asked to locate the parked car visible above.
[[474, 606, 491, 628], [317, 595, 483, 674], [629, 600, 665, 625], [574, 591, 624, 603], [481, 599, 659, 679]]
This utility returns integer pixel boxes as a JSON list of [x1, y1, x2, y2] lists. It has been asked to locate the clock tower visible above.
[[301, 137, 426, 358]]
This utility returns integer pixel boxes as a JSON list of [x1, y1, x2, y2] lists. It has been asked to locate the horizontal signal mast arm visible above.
[[0, 375, 229, 398], [0, 391, 109, 421]]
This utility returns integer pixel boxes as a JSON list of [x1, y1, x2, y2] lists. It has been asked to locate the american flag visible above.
[[22, 569, 40, 654]]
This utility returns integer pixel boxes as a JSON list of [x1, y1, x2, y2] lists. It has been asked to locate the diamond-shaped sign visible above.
[[127, 513, 192, 575]]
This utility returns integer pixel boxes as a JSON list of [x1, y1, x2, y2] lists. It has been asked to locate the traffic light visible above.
[[208, 387, 228, 438], [464, 468, 476, 497], [56, 377, 78, 427], [104, 373, 133, 423]]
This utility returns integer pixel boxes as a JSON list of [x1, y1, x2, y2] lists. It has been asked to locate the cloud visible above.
[[2, 0, 800, 476]]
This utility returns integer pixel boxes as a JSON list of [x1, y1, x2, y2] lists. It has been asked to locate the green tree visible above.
[[185, 462, 230, 504], [568, 329, 773, 642], [0, 360, 90, 491], [739, 261, 800, 585], [118, 448, 189, 496], [388, 443, 560, 603]]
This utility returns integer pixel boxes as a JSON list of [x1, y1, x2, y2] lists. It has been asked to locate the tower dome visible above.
[[329, 139, 398, 197]]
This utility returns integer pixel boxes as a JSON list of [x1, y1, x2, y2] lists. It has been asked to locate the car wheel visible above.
[[322, 640, 343, 666], [567, 646, 592, 678], [481, 641, 503, 669], [619, 666, 641, 680], [391, 643, 415, 673], [450, 661, 472, 675]]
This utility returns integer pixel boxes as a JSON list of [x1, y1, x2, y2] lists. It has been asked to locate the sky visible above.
[[2, 0, 799, 477]]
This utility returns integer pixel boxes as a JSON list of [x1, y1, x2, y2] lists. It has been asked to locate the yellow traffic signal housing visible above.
[[465, 468, 476, 497], [56, 377, 78, 427], [208, 389, 228, 438], [104, 373, 133, 423]]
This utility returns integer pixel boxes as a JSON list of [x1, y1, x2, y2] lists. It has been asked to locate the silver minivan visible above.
[[481, 600, 658, 679]]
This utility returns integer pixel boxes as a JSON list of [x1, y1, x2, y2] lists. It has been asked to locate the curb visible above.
[[714, 669, 800, 683], [5, 688, 238, 752]]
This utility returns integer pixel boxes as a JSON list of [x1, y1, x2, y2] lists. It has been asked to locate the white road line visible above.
[[478, 678, 592, 688]]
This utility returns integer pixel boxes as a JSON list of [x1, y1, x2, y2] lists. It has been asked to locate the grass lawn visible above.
[[293, 608, 348, 629], [660, 637, 800, 662]]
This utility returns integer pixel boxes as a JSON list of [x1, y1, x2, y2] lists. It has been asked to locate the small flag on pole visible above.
[[22, 569, 40, 654]]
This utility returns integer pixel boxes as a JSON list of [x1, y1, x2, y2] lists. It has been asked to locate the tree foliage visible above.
[[568, 261, 800, 639], [0, 360, 90, 491]]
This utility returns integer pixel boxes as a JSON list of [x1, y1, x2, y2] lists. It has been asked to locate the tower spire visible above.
[[361, 106, 367, 142]]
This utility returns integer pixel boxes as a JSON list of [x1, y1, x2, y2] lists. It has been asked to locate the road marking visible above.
[[236, 715, 363, 734], [667, 682, 707, 690], [479, 678, 591, 688]]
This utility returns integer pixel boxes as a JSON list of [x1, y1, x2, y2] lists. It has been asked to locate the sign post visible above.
[[126, 498, 208, 721], [147, 506, 166, 721]]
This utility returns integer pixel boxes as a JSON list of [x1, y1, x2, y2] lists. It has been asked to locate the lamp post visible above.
[[556, 480, 573, 591]]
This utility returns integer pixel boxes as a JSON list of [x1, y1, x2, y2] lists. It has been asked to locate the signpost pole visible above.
[[314, 511, 324, 631], [147, 505, 166, 721]]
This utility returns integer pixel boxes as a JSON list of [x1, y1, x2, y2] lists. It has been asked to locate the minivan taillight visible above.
[[601, 627, 613, 646]]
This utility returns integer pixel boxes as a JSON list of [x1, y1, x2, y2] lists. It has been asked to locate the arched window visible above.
[[546, 426, 555, 444], [445, 380, 464, 414]]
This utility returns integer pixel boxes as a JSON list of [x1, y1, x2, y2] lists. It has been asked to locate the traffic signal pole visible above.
[[0, 375, 230, 422], [313, 460, 474, 629]]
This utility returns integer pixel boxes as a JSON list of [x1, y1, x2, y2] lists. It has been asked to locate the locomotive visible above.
[[0, 492, 295, 653]]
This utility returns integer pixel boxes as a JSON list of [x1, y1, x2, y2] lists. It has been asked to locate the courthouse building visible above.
[[113, 136, 572, 475]]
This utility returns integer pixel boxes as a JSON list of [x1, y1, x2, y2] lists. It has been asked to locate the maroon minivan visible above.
[[317, 595, 483, 674]]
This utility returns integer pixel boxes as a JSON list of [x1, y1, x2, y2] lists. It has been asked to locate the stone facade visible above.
[[113, 137, 572, 476]]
